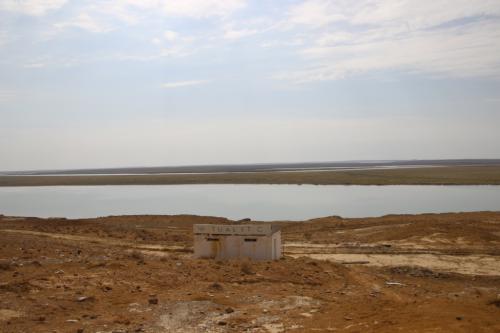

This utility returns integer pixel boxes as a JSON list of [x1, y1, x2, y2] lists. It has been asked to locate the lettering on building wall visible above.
[[193, 224, 272, 236]]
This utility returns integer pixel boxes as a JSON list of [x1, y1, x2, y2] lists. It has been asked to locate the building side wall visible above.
[[272, 231, 282, 260]]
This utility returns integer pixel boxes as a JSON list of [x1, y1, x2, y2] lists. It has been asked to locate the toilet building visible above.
[[193, 224, 282, 261]]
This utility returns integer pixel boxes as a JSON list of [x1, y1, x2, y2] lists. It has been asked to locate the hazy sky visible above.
[[1, 0, 500, 170]]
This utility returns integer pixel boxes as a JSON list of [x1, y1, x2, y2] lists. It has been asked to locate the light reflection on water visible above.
[[0, 185, 499, 221]]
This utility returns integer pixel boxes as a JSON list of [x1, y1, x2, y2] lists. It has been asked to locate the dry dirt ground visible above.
[[1, 212, 499, 333]]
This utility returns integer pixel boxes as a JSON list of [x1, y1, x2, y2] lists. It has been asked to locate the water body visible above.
[[0, 185, 499, 221]]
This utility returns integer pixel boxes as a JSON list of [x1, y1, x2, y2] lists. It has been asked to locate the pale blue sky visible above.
[[1, 0, 500, 170]]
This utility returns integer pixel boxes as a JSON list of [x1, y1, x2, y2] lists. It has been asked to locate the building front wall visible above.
[[193, 231, 281, 261]]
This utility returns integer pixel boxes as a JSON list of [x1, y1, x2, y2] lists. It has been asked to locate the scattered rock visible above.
[[263, 323, 285, 333], [225, 307, 234, 314], [148, 297, 158, 305], [101, 285, 112, 292], [217, 320, 227, 326], [76, 296, 95, 302], [385, 281, 405, 286]]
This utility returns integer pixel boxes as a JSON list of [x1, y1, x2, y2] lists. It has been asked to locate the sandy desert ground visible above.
[[1, 212, 500, 332]]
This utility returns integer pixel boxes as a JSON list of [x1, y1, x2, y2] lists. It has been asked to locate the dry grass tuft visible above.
[[240, 260, 254, 275], [488, 299, 500, 308], [129, 250, 145, 261], [0, 260, 12, 270]]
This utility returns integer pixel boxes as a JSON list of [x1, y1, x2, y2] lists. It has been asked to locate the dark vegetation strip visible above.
[[1, 166, 500, 186]]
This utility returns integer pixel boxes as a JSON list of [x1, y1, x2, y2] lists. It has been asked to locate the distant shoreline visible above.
[[1, 165, 500, 186], [2, 159, 500, 176]]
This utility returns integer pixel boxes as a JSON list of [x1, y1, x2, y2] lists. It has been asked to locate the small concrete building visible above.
[[193, 224, 282, 261]]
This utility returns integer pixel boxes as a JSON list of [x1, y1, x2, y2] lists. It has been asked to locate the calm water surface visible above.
[[0, 185, 499, 221]]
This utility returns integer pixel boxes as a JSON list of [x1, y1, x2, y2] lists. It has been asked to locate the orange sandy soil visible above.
[[1, 212, 500, 333]]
